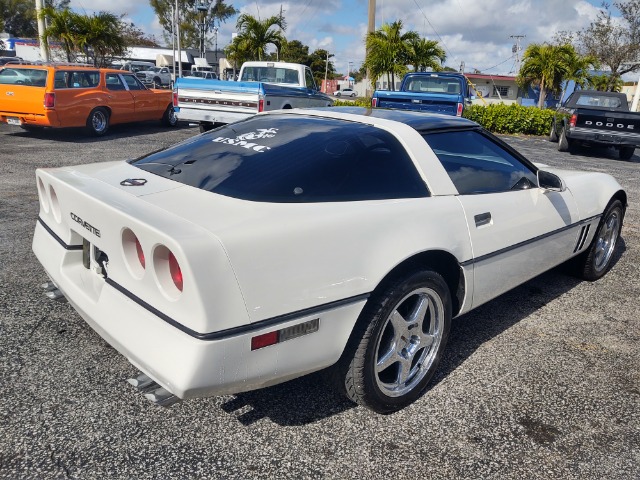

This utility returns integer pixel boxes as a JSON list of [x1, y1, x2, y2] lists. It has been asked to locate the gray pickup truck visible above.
[[550, 90, 640, 160]]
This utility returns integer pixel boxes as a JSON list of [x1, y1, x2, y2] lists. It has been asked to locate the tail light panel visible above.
[[152, 244, 184, 300], [569, 114, 578, 128], [172, 90, 178, 107], [456, 102, 463, 117], [44, 92, 55, 109], [371, 98, 378, 108]]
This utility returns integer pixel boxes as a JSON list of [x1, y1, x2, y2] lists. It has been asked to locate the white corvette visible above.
[[33, 108, 626, 413]]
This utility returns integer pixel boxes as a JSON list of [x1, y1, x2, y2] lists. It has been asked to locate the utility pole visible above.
[[365, 0, 375, 96], [324, 51, 329, 93], [176, 0, 182, 78], [35, 0, 49, 61], [510, 35, 525, 73]]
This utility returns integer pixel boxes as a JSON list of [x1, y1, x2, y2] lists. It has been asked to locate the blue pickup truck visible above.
[[372, 72, 473, 116]]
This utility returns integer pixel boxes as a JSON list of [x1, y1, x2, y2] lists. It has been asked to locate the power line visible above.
[[411, 0, 455, 63]]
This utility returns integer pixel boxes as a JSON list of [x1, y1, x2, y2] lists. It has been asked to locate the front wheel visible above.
[[335, 270, 452, 413], [85, 107, 109, 136], [336, 92, 341, 97], [575, 199, 624, 281]]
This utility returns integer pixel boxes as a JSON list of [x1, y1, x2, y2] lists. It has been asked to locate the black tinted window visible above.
[[133, 115, 428, 202], [424, 130, 537, 194]]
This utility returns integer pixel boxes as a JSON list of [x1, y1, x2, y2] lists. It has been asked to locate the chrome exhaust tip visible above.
[[127, 373, 158, 392], [144, 387, 181, 407], [45, 288, 66, 301]]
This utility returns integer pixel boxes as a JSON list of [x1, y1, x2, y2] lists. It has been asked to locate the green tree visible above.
[[517, 43, 575, 108], [234, 13, 286, 61], [579, 0, 640, 91], [0, 0, 69, 37], [41, 6, 80, 61], [588, 74, 624, 92], [41, 8, 127, 66], [407, 37, 446, 72], [120, 22, 160, 47], [149, 0, 236, 50], [277, 39, 309, 64], [76, 12, 127, 67], [364, 20, 419, 91], [308, 48, 335, 88]]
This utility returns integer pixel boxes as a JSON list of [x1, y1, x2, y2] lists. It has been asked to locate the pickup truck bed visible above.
[[551, 90, 640, 160]]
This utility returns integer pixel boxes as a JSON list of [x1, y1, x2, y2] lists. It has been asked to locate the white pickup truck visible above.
[[173, 61, 333, 131], [136, 66, 173, 88]]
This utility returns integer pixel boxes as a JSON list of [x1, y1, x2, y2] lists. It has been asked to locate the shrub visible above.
[[463, 103, 554, 136], [333, 98, 372, 108]]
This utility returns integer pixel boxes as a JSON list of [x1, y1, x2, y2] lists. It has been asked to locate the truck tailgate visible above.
[[175, 78, 262, 116], [575, 108, 640, 133], [375, 91, 459, 115]]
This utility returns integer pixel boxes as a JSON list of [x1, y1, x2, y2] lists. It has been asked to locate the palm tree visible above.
[[588, 74, 623, 92], [407, 38, 446, 72], [234, 13, 286, 61], [41, 7, 81, 62], [76, 12, 127, 67], [364, 20, 419, 91], [517, 43, 574, 108]]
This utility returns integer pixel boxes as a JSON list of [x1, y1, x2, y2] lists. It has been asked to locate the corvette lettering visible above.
[[70, 212, 101, 238]]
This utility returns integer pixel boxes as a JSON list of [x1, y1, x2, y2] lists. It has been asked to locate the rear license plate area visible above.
[[82, 238, 109, 276], [7, 117, 21, 126]]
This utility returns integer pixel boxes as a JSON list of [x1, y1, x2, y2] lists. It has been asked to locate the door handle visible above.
[[474, 212, 492, 227]]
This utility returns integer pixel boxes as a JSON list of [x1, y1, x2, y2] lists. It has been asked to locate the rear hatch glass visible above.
[[131, 114, 428, 202], [0, 68, 48, 87]]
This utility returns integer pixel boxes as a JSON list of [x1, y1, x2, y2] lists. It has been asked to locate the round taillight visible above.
[[37, 177, 49, 213], [49, 185, 61, 223], [135, 237, 145, 268], [153, 245, 184, 299], [168, 251, 183, 291], [122, 229, 145, 279]]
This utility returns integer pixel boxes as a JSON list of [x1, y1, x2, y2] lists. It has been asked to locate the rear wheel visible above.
[[85, 107, 109, 136], [619, 146, 635, 160], [334, 269, 451, 413], [574, 199, 624, 281], [558, 126, 573, 152], [161, 105, 178, 127], [336, 92, 342, 97]]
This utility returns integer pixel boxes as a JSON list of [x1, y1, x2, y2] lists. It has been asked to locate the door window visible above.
[[423, 130, 538, 194], [305, 68, 317, 90], [105, 73, 126, 91], [121, 74, 146, 90]]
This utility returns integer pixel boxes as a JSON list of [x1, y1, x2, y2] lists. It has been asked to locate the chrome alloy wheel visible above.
[[593, 206, 621, 273], [374, 287, 445, 397], [92, 110, 108, 133]]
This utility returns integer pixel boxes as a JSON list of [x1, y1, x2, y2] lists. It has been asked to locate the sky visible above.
[[64, 0, 618, 77]]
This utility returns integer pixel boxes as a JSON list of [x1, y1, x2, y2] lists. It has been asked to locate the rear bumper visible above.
[[0, 110, 59, 127], [175, 106, 254, 125], [33, 220, 363, 400], [568, 126, 640, 147]]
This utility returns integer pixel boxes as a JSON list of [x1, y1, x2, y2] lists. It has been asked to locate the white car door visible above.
[[423, 130, 580, 309]]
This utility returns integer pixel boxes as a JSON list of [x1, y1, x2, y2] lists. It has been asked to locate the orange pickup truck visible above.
[[0, 64, 177, 136]]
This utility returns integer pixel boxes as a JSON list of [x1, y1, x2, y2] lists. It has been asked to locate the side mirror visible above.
[[537, 170, 565, 192]]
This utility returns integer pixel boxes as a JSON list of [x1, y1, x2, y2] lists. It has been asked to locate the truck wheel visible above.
[[199, 122, 214, 133], [549, 122, 558, 142], [85, 107, 109, 136], [153, 77, 162, 89], [332, 269, 451, 413], [619, 146, 635, 160], [558, 127, 573, 152], [161, 105, 178, 127]]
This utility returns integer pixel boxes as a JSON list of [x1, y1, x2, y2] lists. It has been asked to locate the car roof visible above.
[[4, 64, 123, 73], [287, 106, 477, 132]]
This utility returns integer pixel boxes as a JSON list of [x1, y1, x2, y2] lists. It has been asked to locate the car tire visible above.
[[336, 92, 342, 97], [558, 126, 573, 152], [85, 107, 109, 137], [619, 146, 635, 160], [161, 105, 178, 127], [334, 269, 452, 413], [549, 122, 558, 142], [573, 199, 624, 281], [351, 93, 357, 97], [199, 122, 214, 133]]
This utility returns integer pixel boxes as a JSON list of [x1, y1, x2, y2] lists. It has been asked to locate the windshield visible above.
[[574, 93, 623, 109], [0, 68, 48, 86], [240, 66, 300, 85], [404, 74, 462, 95], [131, 115, 428, 202]]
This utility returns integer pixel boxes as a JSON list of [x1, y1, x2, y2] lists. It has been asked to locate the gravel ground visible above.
[[0, 120, 638, 479]]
